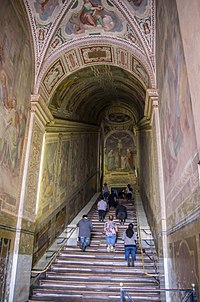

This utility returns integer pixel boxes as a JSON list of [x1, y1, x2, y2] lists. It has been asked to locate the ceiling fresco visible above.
[[49, 65, 145, 124], [24, 0, 155, 77], [22, 0, 156, 127]]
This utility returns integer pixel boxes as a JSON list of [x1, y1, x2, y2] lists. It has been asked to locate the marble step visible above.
[[38, 280, 159, 291], [31, 288, 160, 301], [30, 199, 160, 302], [46, 271, 159, 284], [50, 263, 158, 275]]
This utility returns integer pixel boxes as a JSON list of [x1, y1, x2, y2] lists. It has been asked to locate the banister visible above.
[[31, 225, 77, 277], [120, 283, 198, 302]]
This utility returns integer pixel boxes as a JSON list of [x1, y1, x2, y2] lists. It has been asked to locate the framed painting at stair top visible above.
[[105, 131, 135, 173]]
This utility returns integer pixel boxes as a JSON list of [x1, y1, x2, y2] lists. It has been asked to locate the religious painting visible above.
[[158, 0, 196, 194], [70, 138, 80, 185], [34, 0, 60, 21], [66, 0, 123, 34], [105, 131, 135, 173], [127, 0, 149, 14], [0, 0, 32, 209], [38, 141, 58, 215], [57, 140, 70, 201]]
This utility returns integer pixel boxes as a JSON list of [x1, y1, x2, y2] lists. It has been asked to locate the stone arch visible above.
[[36, 36, 156, 97]]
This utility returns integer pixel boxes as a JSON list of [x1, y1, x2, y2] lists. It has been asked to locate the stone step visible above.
[[50, 263, 158, 275], [58, 251, 153, 260], [31, 288, 161, 301], [39, 279, 159, 289], [46, 271, 158, 284], [30, 199, 160, 302]]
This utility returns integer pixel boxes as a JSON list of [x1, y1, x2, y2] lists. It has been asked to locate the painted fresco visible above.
[[49, 65, 146, 122], [57, 140, 70, 199], [34, 0, 61, 21], [0, 1, 32, 207], [127, 0, 148, 14], [66, 0, 123, 34], [132, 57, 149, 87], [43, 60, 65, 94], [38, 142, 58, 216], [105, 131, 135, 173], [158, 0, 196, 191]]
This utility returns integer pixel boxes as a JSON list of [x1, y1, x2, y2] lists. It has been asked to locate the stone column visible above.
[[9, 95, 53, 302], [145, 89, 170, 298]]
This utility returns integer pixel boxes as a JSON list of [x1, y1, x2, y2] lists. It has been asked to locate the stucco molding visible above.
[[30, 94, 54, 129], [36, 37, 156, 95]]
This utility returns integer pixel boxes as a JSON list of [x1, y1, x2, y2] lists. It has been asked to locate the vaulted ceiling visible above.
[[23, 0, 156, 127]]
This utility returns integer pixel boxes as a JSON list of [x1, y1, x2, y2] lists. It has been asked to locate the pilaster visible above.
[[145, 89, 170, 298], [9, 95, 54, 302]]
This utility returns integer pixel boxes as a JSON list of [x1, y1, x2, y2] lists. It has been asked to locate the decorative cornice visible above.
[[45, 118, 99, 133], [31, 94, 54, 127], [144, 88, 158, 121]]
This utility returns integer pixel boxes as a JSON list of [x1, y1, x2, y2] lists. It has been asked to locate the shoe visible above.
[[132, 260, 135, 267], [127, 258, 131, 267], [107, 245, 111, 252], [110, 245, 115, 252], [81, 244, 86, 252]]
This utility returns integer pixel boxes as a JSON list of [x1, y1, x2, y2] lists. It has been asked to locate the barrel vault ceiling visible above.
[[23, 0, 156, 126]]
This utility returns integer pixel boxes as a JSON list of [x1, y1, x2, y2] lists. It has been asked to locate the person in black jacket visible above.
[[107, 190, 118, 210], [115, 202, 127, 225]]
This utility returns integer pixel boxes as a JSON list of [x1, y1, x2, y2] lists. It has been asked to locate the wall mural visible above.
[[34, 0, 61, 21], [127, 0, 148, 14], [57, 140, 70, 197], [158, 1, 196, 194], [0, 1, 32, 209], [66, 0, 123, 34], [105, 131, 135, 173], [38, 141, 58, 217]]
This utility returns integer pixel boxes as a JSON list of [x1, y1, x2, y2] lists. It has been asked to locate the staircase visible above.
[[29, 199, 160, 301]]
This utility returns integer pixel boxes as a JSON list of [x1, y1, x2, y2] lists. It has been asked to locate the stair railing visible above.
[[137, 222, 159, 280], [31, 225, 77, 279], [120, 283, 198, 302]]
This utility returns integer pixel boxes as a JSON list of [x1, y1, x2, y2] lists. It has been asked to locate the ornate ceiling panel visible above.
[[23, 0, 155, 82], [22, 0, 156, 128], [48, 65, 145, 124], [39, 42, 152, 99]]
